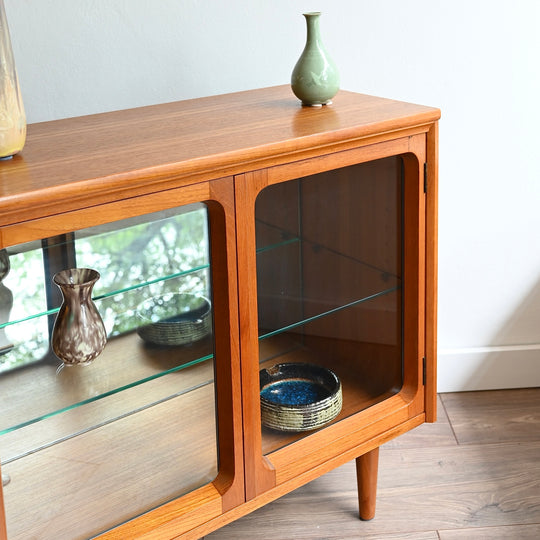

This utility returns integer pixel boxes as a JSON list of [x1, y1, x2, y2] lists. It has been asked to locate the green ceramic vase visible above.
[[291, 12, 340, 107]]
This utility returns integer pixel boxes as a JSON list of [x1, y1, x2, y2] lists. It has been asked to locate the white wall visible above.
[[5, 0, 540, 392]]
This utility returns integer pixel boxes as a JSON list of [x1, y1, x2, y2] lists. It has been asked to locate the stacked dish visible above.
[[260, 362, 342, 432]]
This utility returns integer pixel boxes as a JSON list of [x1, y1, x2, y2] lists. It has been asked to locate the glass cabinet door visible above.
[[255, 157, 403, 453], [237, 149, 424, 497], [0, 184, 242, 539], [255, 158, 403, 454]]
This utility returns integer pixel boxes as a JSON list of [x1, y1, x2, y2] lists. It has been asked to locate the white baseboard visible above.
[[437, 344, 540, 393]]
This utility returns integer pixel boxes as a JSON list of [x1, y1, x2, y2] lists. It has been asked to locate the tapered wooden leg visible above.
[[355, 447, 380, 521]]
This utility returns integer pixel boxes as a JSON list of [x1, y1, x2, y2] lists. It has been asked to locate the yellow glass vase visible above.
[[0, 0, 25, 159]]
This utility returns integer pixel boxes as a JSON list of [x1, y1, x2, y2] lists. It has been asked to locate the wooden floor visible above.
[[205, 388, 540, 539]]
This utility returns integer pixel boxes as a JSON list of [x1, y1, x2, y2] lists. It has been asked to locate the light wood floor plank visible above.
[[438, 523, 540, 539], [359, 533, 439, 540], [441, 388, 540, 445]]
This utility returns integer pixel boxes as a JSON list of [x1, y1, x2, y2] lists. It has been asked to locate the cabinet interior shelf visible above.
[[259, 285, 400, 341], [3, 226, 397, 334], [0, 277, 397, 438], [0, 264, 211, 332]]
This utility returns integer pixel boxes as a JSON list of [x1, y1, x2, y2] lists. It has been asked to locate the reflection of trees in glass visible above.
[[0, 206, 210, 372], [0, 249, 49, 372], [78, 207, 210, 336]]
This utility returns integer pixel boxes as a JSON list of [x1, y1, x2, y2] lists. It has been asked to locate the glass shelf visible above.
[[256, 233, 401, 342], [0, 338, 214, 439], [255, 218, 399, 282], [0, 265, 210, 338], [0, 279, 215, 442], [259, 285, 400, 341]]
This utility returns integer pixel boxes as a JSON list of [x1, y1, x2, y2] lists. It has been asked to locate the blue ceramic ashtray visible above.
[[260, 362, 342, 432]]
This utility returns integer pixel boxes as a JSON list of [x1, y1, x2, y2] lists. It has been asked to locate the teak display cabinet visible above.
[[0, 86, 439, 539]]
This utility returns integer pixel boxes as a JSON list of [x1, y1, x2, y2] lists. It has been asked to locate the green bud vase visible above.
[[291, 12, 340, 107]]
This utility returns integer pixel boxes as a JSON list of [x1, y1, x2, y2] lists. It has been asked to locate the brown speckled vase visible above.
[[51, 268, 107, 366]]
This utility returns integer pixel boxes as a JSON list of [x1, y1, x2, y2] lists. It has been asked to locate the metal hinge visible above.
[[422, 357, 427, 385], [423, 162, 428, 193]]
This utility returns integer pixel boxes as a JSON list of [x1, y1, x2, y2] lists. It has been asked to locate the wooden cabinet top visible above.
[[0, 85, 440, 226]]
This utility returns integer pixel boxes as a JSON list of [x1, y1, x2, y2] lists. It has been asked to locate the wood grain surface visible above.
[[0, 86, 439, 229]]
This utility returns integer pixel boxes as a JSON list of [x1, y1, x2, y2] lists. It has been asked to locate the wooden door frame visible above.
[[236, 134, 431, 498]]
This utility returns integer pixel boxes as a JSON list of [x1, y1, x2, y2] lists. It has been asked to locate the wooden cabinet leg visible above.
[[355, 447, 380, 521]]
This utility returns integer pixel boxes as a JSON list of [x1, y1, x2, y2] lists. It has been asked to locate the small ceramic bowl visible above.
[[136, 293, 211, 346], [260, 362, 342, 432]]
